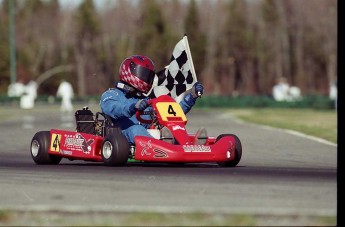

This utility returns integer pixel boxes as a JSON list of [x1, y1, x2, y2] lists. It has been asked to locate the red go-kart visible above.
[[30, 95, 242, 167]]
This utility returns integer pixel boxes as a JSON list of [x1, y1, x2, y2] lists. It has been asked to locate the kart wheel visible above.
[[101, 132, 129, 166], [30, 131, 62, 165], [216, 134, 242, 167]]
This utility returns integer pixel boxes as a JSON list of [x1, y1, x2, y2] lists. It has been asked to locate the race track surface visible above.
[[0, 104, 337, 224]]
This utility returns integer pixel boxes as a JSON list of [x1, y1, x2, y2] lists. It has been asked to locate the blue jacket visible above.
[[100, 88, 197, 132]]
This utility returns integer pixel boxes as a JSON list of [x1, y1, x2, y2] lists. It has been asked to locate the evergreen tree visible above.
[[258, 0, 281, 94], [74, 0, 103, 95], [75, 0, 100, 42], [135, 0, 176, 70], [0, 0, 10, 93], [260, 0, 291, 94], [183, 0, 206, 80], [215, 0, 256, 95]]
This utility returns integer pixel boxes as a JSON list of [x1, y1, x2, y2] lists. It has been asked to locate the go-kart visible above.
[[30, 95, 242, 167]]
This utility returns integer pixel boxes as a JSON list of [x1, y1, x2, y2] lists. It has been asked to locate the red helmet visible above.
[[119, 55, 155, 94]]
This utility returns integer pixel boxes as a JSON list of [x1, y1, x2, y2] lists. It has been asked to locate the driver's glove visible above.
[[192, 82, 204, 98], [135, 99, 149, 111], [129, 98, 149, 115]]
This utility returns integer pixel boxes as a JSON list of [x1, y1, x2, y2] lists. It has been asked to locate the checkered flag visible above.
[[148, 35, 198, 103]]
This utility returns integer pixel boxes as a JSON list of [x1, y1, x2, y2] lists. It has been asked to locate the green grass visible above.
[[228, 108, 337, 144], [0, 210, 336, 226]]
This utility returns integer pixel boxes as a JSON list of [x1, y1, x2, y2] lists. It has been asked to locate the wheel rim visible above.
[[102, 141, 112, 159], [31, 140, 40, 157]]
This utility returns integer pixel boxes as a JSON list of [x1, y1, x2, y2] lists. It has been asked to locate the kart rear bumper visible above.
[[134, 136, 236, 162]]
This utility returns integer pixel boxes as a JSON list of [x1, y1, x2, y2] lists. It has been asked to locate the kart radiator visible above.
[[75, 107, 95, 134]]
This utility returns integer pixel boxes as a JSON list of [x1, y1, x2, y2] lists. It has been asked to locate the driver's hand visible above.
[[135, 99, 149, 111], [192, 82, 204, 98]]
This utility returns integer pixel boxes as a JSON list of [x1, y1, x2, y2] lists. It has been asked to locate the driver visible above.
[[100, 55, 204, 145]]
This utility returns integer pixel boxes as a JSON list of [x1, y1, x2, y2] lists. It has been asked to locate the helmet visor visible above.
[[130, 62, 155, 86]]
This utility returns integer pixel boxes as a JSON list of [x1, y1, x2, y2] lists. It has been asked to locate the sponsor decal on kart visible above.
[[139, 140, 152, 156], [172, 125, 185, 131], [139, 140, 168, 158], [153, 148, 168, 158], [59, 149, 72, 155], [183, 145, 211, 153], [64, 133, 94, 154]]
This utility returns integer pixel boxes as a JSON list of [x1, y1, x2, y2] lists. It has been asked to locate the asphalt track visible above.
[[0, 104, 337, 222]]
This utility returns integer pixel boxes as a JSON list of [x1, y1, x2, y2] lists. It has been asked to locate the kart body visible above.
[[30, 95, 242, 167]]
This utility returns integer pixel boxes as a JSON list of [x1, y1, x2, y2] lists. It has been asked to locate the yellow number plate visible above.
[[50, 133, 61, 152], [156, 102, 187, 122]]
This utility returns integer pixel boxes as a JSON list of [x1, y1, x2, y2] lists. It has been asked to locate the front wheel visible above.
[[30, 131, 62, 165], [216, 134, 242, 167], [101, 131, 130, 166]]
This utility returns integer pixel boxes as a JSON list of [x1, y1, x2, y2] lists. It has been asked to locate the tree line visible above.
[[0, 0, 337, 97]]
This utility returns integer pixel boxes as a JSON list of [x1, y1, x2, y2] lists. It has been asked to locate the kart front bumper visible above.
[[134, 135, 236, 163]]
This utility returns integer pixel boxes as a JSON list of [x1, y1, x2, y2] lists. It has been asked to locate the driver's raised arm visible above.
[[179, 82, 204, 114]]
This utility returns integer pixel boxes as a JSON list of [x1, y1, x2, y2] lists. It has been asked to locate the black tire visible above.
[[101, 132, 130, 166], [30, 131, 62, 165], [216, 134, 242, 167]]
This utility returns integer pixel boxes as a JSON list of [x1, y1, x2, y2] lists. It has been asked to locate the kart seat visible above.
[[75, 107, 95, 134]]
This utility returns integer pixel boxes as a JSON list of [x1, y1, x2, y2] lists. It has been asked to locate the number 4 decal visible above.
[[50, 134, 61, 152], [168, 105, 177, 116], [156, 102, 187, 122]]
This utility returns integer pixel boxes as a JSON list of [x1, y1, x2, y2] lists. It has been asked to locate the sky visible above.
[[1, 0, 231, 11], [58, 0, 113, 10], [0, 0, 116, 10]]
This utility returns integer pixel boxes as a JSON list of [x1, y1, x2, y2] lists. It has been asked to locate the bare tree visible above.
[[0, 0, 337, 97]]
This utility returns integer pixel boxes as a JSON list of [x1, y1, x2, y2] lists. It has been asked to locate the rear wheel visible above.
[[216, 134, 242, 167], [30, 131, 62, 164], [101, 131, 130, 166]]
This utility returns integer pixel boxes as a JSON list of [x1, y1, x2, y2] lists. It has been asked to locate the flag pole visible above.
[[183, 35, 197, 82]]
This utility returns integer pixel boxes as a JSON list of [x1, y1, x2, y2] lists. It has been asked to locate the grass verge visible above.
[[0, 210, 336, 226], [228, 108, 337, 144]]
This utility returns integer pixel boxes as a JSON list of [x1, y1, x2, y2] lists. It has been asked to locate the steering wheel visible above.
[[135, 109, 155, 124], [135, 99, 155, 124]]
